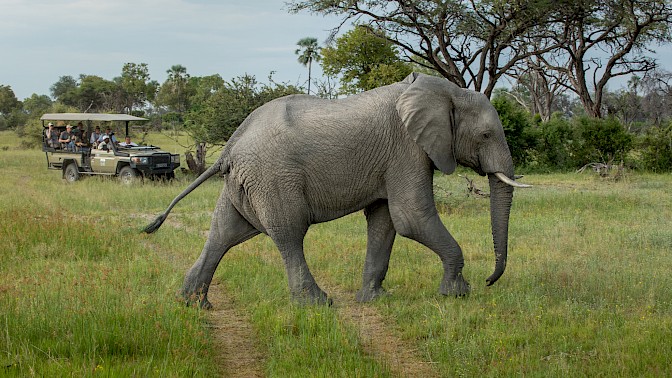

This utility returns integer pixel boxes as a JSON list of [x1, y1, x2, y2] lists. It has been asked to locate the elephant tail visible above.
[[142, 160, 225, 234]]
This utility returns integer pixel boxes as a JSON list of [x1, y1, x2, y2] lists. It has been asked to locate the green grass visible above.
[[1, 130, 671, 376]]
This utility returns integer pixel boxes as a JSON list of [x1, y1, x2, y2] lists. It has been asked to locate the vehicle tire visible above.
[[64, 163, 80, 183], [119, 166, 140, 185]]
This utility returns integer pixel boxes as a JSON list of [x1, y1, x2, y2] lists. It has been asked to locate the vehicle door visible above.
[[90, 148, 117, 174]]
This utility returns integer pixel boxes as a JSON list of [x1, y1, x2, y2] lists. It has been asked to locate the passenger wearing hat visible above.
[[97, 134, 112, 151], [58, 124, 75, 151]]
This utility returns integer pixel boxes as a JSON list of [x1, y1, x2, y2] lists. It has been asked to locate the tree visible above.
[[0, 85, 21, 115], [541, 0, 672, 118], [289, 0, 562, 97], [156, 65, 192, 115], [77, 75, 117, 112], [320, 26, 412, 95], [50, 75, 78, 104], [120, 62, 152, 113], [295, 37, 321, 94], [183, 74, 302, 173], [506, 52, 569, 122], [22, 94, 52, 117]]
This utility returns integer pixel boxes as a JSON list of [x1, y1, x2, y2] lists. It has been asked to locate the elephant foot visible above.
[[355, 286, 388, 303], [440, 274, 471, 297], [291, 284, 333, 306], [181, 287, 213, 310]]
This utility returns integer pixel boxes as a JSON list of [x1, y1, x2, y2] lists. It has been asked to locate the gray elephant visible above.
[[144, 72, 529, 308]]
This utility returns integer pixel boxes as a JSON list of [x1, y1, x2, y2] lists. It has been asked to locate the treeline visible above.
[[494, 94, 672, 173]]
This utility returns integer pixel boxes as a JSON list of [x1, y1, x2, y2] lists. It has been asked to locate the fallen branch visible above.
[[458, 174, 489, 198]]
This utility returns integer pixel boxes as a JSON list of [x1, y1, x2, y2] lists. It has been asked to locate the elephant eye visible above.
[[482, 132, 491, 140]]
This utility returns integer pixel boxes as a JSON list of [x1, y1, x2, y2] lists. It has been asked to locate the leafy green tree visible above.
[[77, 75, 117, 112], [120, 62, 152, 113], [320, 26, 412, 95], [22, 94, 52, 117], [183, 74, 302, 173], [50, 75, 78, 103], [156, 64, 192, 115], [0, 85, 24, 131], [0, 85, 21, 115], [295, 37, 321, 94], [185, 74, 302, 145]]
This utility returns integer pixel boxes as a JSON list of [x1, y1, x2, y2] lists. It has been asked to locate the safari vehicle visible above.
[[41, 113, 180, 184]]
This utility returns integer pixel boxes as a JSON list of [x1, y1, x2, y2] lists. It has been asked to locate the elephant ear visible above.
[[395, 73, 456, 175]]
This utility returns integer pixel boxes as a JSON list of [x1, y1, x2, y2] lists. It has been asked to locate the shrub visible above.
[[636, 123, 672, 172], [491, 96, 536, 167], [531, 115, 577, 171], [573, 116, 633, 166]]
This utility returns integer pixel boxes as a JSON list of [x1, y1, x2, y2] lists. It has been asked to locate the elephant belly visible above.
[[226, 162, 385, 229]]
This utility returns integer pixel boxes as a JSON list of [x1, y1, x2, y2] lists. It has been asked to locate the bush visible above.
[[529, 115, 577, 171], [524, 116, 633, 171], [573, 116, 633, 166], [635, 123, 672, 172], [491, 96, 536, 167]]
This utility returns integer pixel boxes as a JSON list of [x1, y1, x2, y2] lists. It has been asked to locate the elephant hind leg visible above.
[[182, 194, 261, 309], [356, 200, 396, 302], [267, 226, 331, 306]]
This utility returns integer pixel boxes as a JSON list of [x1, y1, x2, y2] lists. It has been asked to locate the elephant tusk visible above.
[[494, 172, 532, 188]]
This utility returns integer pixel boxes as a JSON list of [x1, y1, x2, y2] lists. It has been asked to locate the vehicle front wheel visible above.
[[119, 166, 140, 185], [64, 163, 80, 183]]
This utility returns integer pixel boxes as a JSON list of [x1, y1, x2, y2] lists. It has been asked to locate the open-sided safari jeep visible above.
[[41, 113, 180, 184]]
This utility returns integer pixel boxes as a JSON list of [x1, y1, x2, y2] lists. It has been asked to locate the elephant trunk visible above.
[[485, 173, 514, 286]]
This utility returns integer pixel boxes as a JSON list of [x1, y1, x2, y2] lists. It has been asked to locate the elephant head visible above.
[[396, 73, 529, 286]]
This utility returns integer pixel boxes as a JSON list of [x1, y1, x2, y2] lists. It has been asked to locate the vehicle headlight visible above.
[[131, 157, 149, 165], [171, 154, 180, 163]]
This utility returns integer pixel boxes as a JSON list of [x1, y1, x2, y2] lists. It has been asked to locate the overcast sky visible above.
[[2, 0, 670, 101], [0, 0, 341, 100]]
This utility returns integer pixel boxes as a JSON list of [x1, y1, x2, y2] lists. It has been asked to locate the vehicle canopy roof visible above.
[[40, 113, 147, 122]]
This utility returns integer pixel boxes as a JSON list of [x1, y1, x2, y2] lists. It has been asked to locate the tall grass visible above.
[[2, 130, 671, 376]]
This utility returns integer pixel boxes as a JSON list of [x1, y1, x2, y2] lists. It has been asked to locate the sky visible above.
[[0, 0, 341, 100], [2, 0, 671, 101]]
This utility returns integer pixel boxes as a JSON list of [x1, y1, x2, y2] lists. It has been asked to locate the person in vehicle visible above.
[[73, 128, 89, 152], [97, 135, 112, 151], [119, 136, 138, 147], [45, 123, 59, 148], [58, 125, 75, 151], [90, 127, 102, 147], [98, 128, 118, 145]]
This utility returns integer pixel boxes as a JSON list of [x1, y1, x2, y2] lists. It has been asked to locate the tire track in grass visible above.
[[328, 288, 441, 378], [205, 284, 265, 378], [136, 213, 266, 377]]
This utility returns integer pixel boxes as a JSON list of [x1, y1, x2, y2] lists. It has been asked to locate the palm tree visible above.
[[166, 64, 190, 114], [295, 37, 321, 94]]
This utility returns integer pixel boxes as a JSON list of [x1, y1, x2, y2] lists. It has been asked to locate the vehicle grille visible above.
[[152, 154, 171, 166]]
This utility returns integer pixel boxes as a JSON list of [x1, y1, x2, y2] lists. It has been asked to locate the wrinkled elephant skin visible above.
[[144, 73, 527, 307]]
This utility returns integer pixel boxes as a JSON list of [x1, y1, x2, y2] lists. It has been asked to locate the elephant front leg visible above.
[[356, 200, 396, 302], [390, 205, 471, 297]]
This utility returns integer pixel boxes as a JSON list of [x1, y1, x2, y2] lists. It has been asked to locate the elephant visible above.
[[143, 72, 530, 308]]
